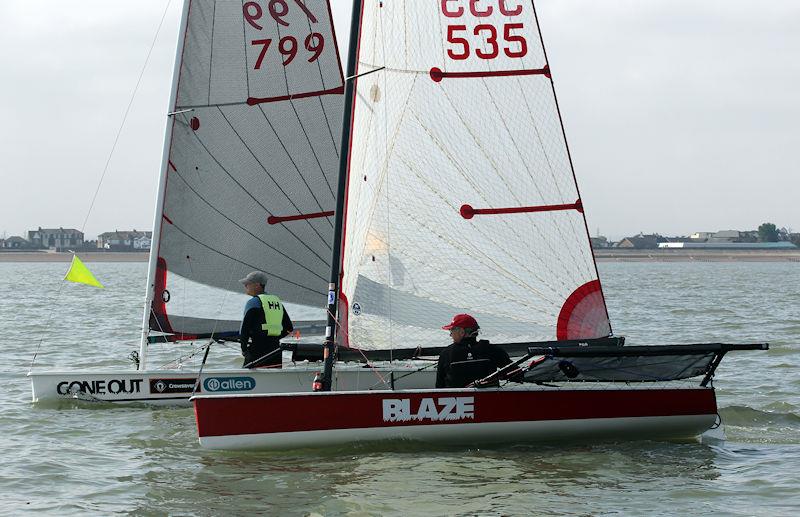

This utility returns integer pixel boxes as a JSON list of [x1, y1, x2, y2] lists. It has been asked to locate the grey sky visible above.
[[1, 0, 797, 241]]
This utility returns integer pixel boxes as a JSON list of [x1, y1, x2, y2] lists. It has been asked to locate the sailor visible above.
[[436, 314, 513, 388], [239, 271, 293, 368]]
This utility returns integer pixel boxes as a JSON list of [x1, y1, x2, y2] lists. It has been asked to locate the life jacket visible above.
[[257, 294, 284, 337]]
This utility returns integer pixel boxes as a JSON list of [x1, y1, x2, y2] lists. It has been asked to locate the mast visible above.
[[138, 0, 191, 370], [321, 0, 364, 390]]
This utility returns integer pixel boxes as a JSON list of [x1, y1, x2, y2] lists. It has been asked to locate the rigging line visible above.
[[28, 271, 69, 374], [166, 218, 322, 295], [216, 107, 333, 246], [156, 340, 212, 369], [324, 306, 389, 388], [170, 166, 328, 280], [345, 66, 385, 81], [79, 0, 174, 235], [149, 305, 168, 341], [373, 361, 437, 390], [204, 266, 240, 348], [180, 113, 331, 262], [207, 0, 217, 106]]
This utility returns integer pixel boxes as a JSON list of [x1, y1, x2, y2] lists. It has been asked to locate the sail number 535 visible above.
[[441, 0, 528, 61]]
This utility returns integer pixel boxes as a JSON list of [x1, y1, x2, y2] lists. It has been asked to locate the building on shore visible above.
[[590, 236, 609, 249], [658, 242, 798, 250], [26, 227, 84, 250], [1, 236, 30, 249], [97, 230, 152, 251], [615, 234, 668, 249]]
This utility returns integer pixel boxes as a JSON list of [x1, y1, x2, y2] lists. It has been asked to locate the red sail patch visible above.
[[556, 280, 610, 340]]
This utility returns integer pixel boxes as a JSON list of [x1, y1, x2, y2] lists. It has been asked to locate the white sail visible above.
[[148, 0, 345, 338], [339, 0, 611, 349]]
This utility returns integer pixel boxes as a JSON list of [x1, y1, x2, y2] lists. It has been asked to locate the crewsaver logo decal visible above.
[[203, 377, 256, 392], [149, 378, 198, 394], [382, 397, 475, 422]]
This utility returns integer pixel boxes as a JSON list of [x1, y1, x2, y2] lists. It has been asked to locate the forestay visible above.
[[339, 0, 611, 350], [149, 0, 344, 339]]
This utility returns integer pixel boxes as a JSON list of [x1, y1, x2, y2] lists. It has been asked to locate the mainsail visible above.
[[147, 0, 345, 339], [338, 1, 611, 349]]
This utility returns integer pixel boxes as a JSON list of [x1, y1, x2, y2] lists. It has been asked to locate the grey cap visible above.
[[239, 271, 268, 286]]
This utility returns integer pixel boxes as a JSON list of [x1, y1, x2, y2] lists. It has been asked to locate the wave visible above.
[[720, 405, 800, 428]]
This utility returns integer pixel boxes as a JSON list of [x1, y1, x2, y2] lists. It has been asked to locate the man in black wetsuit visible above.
[[435, 313, 512, 388], [239, 271, 293, 368]]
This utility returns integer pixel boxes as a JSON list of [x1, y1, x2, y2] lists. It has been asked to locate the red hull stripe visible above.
[[246, 86, 345, 106], [430, 64, 550, 83], [194, 388, 717, 438], [267, 210, 335, 225], [460, 199, 582, 219]]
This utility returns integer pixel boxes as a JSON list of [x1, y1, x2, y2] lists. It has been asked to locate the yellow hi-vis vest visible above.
[[257, 294, 285, 337]]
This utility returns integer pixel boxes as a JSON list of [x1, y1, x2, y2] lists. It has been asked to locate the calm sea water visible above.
[[0, 261, 798, 516]]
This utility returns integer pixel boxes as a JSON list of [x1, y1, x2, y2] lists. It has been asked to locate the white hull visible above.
[[199, 414, 716, 450], [29, 364, 435, 406]]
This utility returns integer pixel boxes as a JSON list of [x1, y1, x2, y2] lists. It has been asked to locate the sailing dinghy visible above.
[[192, 0, 768, 449], [30, 0, 449, 405]]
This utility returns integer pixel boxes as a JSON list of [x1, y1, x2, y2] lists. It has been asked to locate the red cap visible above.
[[442, 313, 478, 330]]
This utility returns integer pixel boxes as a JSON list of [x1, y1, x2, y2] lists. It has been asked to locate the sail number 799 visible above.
[[244, 0, 325, 70], [441, 0, 528, 61]]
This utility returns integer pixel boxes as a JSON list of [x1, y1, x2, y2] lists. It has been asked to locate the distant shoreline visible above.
[[1, 249, 799, 263], [0, 251, 148, 262], [594, 249, 800, 262]]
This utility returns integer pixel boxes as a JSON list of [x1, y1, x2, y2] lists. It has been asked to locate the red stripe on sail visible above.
[[430, 64, 550, 83], [267, 211, 334, 225], [460, 199, 582, 219], [247, 86, 345, 106], [162, 214, 174, 225]]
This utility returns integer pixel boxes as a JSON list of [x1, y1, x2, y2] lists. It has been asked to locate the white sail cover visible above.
[[150, 0, 344, 337], [340, 0, 611, 349]]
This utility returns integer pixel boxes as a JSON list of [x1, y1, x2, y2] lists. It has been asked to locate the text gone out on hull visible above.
[[193, 387, 718, 451]]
